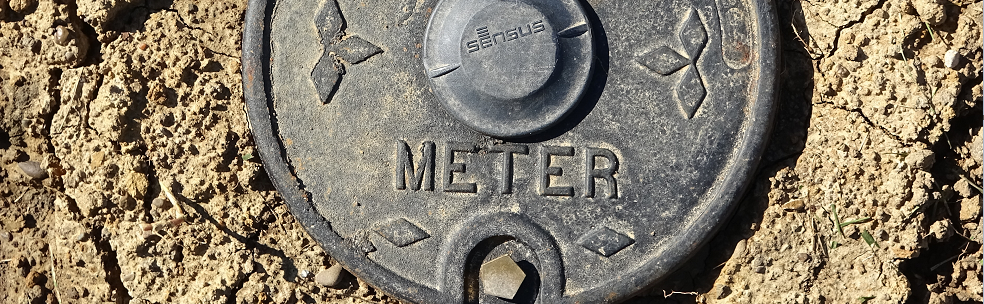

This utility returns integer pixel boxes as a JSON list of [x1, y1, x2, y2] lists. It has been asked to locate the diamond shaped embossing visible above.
[[375, 218, 430, 247], [312, 58, 343, 104], [311, 0, 383, 104], [636, 7, 708, 119], [333, 36, 384, 64], [679, 9, 707, 58], [676, 66, 706, 118], [577, 227, 635, 257], [638, 47, 689, 75]]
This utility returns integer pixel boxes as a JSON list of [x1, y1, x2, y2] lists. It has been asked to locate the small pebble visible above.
[[782, 199, 805, 212], [797, 252, 810, 262], [139, 43, 148, 51], [0, 231, 11, 242], [299, 269, 311, 278], [944, 50, 961, 69], [315, 264, 347, 288], [731, 239, 746, 260], [121, 272, 135, 282], [17, 161, 47, 179], [63, 286, 80, 299], [54, 25, 70, 45], [151, 198, 170, 208], [74, 231, 86, 242]]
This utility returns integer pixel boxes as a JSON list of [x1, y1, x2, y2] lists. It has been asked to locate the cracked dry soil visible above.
[[0, 0, 980, 303]]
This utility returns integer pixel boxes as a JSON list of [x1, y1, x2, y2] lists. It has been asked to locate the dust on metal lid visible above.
[[242, 0, 778, 302]]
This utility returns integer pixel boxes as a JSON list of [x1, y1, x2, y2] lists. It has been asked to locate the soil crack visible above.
[[92, 224, 133, 304], [823, 0, 889, 59], [164, 8, 238, 59], [813, 99, 908, 145]]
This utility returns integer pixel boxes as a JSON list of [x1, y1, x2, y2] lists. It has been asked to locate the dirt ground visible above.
[[0, 0, 980, 303]]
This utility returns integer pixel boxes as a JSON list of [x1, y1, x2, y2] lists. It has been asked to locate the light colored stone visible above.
[[731, 239, 747, 260], [782, 199, 805, 212], [151, 198, 169, 208], [315, 264, 347, 288], [944, 50, 961, 69], [16, 161, 46, 179]]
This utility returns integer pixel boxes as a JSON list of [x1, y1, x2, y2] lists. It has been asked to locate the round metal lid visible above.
[[242, 0, 778, 302]]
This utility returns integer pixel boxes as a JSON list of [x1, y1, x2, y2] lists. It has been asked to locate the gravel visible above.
[[315, 264, 347, 288], [944, 49, 962, 69], [16, 161, 47, 179]]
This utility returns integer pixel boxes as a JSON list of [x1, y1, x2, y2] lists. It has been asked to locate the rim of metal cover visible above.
[[241, 0, 780, 302]]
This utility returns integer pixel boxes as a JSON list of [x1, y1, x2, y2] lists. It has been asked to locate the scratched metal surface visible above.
[[243, 0, 778, 302]]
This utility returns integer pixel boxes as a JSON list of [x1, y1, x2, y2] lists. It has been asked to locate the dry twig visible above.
[[160, 181, 187, 226], [48, 244, 62, 303]]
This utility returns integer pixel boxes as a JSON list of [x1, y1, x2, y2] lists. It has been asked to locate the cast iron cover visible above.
[[242, 0, 778, 302]]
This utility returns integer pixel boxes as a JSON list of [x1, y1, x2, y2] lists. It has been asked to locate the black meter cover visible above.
[[242, 0, 778, 302]]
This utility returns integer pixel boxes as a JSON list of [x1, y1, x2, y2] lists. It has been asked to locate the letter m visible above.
[[395, 140, 435, 191]]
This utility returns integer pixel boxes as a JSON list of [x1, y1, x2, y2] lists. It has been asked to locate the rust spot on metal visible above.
[[735, 41, 751, 64], [606, 292, 619, 301], [246, 64, 255, 87]]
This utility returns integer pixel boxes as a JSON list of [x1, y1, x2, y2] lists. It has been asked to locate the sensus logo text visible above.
[[465, 20, 546, 53]]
